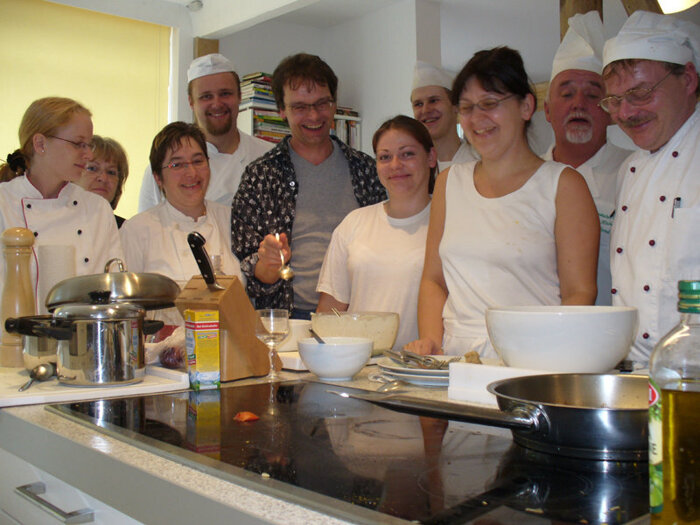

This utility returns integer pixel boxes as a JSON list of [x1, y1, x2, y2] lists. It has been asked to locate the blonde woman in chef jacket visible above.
[[405, 47, 599, 359], [0, 97, 123, 313], [120, 122, 244, 324], [316, 115, 436, 349]]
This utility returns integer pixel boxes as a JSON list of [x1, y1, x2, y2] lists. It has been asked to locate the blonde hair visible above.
[[91, 135, 129, 209], [0, 97, 92, 181]]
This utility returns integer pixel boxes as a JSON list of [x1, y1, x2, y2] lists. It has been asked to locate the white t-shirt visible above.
[[138, 132, 272, 211], [0, 177, 123, 314], [440, 161, 565, 358], [317, 201, 430, 349], [437, 140, 478, 173]]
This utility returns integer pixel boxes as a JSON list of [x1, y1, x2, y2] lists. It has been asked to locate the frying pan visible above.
[[328, 373, 647, 461]]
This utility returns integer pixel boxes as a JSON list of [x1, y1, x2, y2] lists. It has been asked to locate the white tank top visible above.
[[440, 160, 564, 357]]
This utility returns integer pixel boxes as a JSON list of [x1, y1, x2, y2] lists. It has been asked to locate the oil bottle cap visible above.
[[678, 280, 700, 313]]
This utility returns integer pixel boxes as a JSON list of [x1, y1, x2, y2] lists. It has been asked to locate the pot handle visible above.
[[143, 320, 165, 336], [4, 317, 40, 336]]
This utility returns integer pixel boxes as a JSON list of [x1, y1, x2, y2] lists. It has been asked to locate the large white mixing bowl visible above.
[[485, 306, 638, 373]]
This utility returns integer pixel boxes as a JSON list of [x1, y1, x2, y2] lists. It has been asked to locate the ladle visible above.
[[18, 362, 56, 392], [276, 233, 295, 281]]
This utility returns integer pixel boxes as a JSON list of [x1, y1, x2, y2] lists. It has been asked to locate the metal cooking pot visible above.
[[45, 258, 180, 311], [330, 373, 648, 461], [4, 315, 62, 369], [50, 302, 163, 386]]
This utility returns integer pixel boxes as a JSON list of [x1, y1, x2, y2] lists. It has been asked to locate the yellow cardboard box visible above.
[[184, 309, 220, 390]]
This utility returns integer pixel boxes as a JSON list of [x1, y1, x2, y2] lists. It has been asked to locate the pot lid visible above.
[[54, 301, 145, 320], [45, 259, 180, 311]]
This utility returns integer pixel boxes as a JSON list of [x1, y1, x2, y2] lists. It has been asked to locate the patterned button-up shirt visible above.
[[231, 135, 386, 310]]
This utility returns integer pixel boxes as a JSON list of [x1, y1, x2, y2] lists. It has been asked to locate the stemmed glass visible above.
[[255, 309, 289, 382]]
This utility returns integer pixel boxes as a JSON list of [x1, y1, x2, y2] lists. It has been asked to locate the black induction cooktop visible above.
[[49, 381, 649, 524]]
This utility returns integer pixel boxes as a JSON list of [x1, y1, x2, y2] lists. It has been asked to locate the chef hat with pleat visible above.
[[411, 61, 454, 92], [187, 53, 236, 83], [603, 11, 700, 70], [551, 11, 605, 82]]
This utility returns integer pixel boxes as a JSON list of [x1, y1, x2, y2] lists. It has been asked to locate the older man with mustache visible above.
[[601, 11, 700, 365], [543, 12, 632, 305]]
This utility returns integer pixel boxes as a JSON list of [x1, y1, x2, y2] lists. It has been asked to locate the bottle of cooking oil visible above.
[[648, 280, 700, 524]]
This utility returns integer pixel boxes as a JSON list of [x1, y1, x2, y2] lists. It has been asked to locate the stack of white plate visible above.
[[376, 357, 451, 387]]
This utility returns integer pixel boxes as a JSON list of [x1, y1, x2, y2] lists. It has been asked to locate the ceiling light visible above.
[[186, 0, 203, 12], [658, 0, 700, 13]]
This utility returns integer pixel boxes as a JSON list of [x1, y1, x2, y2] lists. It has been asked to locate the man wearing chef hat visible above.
[[601, 11, 700, 364], [138, 53, 272, 211], [543, 11, 632, 306], [411, 61, 477, 173]]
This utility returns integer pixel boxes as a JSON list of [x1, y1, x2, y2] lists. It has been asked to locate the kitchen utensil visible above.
[[331, 307, 341, 317], [368, 372, 409, 393], [255, 309, 289, 382], [311, 311, 399, 356], [298, 336, 372, 381], [309, 328, 326, 344], [4, 315, 60, 369], [485, 306, 638, 372], [391, 349, 461, 370], [18, 362, 56, 391], [377, 357, 450, 377], [45, 259, 180, 311], [328, 373, 648, 461], [187, 232, 225, 291], [275, 233, 295, 281]]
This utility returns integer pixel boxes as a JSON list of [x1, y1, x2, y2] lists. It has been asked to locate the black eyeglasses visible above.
[[598, 71, 674, 113], [48, 135, 95, 152]]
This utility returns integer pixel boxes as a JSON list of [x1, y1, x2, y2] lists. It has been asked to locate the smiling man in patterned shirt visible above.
[[231, 53, 386, 316]]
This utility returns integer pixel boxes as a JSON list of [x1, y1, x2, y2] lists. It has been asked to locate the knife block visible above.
[[175, 276, 280, 382]]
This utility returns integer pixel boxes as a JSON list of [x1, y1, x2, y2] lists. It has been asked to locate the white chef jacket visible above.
[[543, 141, 632, 305], [611, 106, 700, 364], [0, 176, 123, 314], [137, 131, 272, 212], [316, 201, 430, 349], [437, 140, 478, 173]]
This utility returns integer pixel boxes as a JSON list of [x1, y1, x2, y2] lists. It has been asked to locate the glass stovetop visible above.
[[49, 381, 649, 524]]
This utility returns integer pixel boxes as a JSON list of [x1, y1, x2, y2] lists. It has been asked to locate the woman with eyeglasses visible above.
[[75, 135, 129, 227], [0, 97, 123, 312], [120, 122, 244, 323], [316, 115, 436, 349], [405, 47, 599, 358]]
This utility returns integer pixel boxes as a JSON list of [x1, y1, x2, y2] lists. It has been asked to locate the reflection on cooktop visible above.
[[51, 381, 648, 524]]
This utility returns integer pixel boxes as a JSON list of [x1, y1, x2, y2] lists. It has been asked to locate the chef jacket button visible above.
[[621, 205, 628, 211], [77, 229, 82, 235], [26, 203, 32, 209], [630, 167, 636, 173], [289, 181, 296, 188], [672, 151, 679, 158], [644, 285, 650, 292], [73, 200, 78, 206], [649, 239, 655, 246], [611, 288, 617, 295], [84, 257, 89, 263], [616, 247, 623, 254], [33, 231, 38, 237], [659, 195, 666, 202], [642, 332, 650, 339]]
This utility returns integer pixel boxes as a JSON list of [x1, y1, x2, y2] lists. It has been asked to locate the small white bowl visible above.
[[485, 305, 638, 373], [298, 336, 372, 381]]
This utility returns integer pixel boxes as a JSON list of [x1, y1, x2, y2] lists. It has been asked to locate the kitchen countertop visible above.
[[0, 366, 450, 524]]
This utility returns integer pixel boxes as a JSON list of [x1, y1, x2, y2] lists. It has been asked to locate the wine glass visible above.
[[255, 309, 289, 382]]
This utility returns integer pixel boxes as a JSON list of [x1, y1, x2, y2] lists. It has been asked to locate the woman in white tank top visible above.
[[405, 47, 599, 358]]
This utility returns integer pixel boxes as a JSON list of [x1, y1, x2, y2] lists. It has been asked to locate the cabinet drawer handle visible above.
[[15, 482, 94, 524]]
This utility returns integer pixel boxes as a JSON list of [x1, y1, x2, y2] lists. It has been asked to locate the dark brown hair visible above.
[[149, 122, 208, 180], [372, 115, 437, 192], [271, 53, 338, 109]]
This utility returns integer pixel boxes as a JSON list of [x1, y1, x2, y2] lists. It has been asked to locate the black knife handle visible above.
[[187, 232, 215, 285]]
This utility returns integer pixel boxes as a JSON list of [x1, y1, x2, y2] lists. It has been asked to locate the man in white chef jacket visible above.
[[543, 12, 632, 306], [138, 53, 272, 211], [601, 11, 700, 364], [410, 61, 477, 173]]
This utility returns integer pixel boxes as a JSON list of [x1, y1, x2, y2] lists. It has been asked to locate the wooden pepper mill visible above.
[[1, 227, 35, 367]]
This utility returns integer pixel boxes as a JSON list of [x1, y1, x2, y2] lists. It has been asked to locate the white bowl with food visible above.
[[485, 305, 638, 373], [298, 336, 373, 381], [311, 312, 399, 356]]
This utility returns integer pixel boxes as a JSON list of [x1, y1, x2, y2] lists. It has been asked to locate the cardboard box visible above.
[[185, 309, 220, 390]]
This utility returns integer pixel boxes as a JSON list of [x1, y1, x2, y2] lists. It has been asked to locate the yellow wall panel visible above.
[[0, 0, 170, 219]]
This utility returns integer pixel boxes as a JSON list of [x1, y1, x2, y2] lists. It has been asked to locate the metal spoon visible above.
[[377, 379, 409, 393], [309, 328, 327, 344], [275, 233, 295, 281], [18, 362, 56, 392]]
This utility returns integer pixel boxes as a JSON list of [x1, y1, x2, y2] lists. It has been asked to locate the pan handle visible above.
[[143, 320, 165, 336], [327, 390, 548, 433]]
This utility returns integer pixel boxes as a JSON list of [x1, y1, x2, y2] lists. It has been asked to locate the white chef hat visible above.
[[187, 53, 236, 83], [603, 11, 700, 70], [550, 11, 605, 82], [411, 61, 454, 92]]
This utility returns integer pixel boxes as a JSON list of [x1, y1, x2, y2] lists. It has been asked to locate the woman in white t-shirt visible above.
[[316, 116, 436, 349], [406, 47, 599, 358]]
